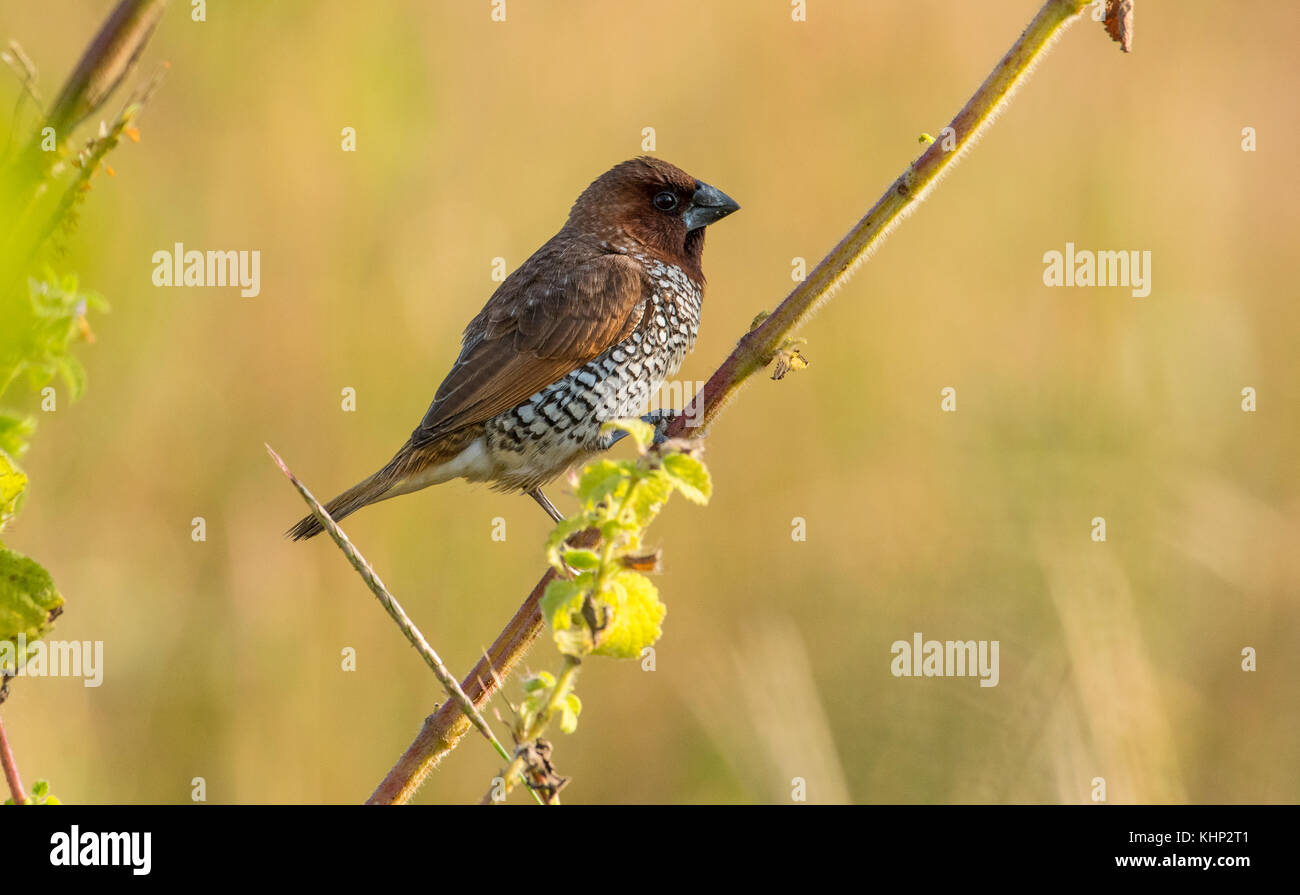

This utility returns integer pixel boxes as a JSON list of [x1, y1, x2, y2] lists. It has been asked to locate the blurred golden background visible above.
[[1, 0, 1296, 804]]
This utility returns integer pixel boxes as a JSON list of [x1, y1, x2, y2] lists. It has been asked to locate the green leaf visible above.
[[591, 570, 666, 659], [0, 271, 103, 413], [540, 577, 583, 626], [0, 546, 64, 675], [553, 627, 592, 658], [23, 362, 54, 391], [541, 576, 594, 657], [599, 518, 632, 541], [31, 780, 48, 799], [623, 472, 672, 528], [0, 449, 28, 531], [518, 672, 556, 726], [0, 414, 36, 459], [660, 452, 712, 505], [575, 458, 629, 508], [54, 354, 86, 401], [544, 515, 592, 572], [521, 671, 556, 694], [559, 693, 582, 734], [561, 549, 600, 570], [599, 418, 655, 453]]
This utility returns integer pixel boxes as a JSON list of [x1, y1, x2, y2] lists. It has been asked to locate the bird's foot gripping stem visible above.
[[598, 410, 677, 450]]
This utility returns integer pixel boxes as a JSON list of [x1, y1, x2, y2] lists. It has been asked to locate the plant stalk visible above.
[[0, 714, 26, 805]]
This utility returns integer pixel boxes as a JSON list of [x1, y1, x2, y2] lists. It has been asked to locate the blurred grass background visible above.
[[1, 0, 1296, 804]]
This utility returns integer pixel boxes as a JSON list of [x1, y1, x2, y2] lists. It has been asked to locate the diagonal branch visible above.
[[366, 528, 598, 805], [369, 0, 1106, 804], [666, 0, 1093, 440], [265, 445, 513, 767]]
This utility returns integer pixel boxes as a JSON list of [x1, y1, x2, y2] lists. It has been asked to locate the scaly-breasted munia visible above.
[[289, 157, 739, 540]]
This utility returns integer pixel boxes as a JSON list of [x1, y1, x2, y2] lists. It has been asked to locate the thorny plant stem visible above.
[[368, 0, 1095, 804]]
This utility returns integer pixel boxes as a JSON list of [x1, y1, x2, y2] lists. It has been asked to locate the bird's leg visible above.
[[528, 487, 588, 574], [641, 409, 677, 446], [598, 409, 678, 450], [527, 486, 566, 524]]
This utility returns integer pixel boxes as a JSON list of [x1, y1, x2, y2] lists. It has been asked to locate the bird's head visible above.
[[568, 157, 740, 276]]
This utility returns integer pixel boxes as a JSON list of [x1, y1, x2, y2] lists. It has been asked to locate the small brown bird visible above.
[[289, 157, 739, 540]]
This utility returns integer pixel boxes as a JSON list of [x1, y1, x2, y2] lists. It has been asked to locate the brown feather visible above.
[[287, 428, 480, 540], [409, 249, 651, 448]]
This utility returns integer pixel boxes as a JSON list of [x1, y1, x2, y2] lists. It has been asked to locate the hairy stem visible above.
[[666, 0, 1091, 439]]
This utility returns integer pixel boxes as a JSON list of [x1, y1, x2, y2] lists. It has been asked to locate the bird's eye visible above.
[[652, 191, 679, 212]]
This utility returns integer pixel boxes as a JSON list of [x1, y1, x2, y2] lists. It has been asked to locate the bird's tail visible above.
[[286, 452, 407, 541]]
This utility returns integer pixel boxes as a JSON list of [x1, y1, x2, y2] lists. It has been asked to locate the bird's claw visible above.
[[641, 409, 676, 446], [598, 410, 677, 450]]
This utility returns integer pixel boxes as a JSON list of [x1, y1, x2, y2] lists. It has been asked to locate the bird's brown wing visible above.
[[410, 248, 650, 447]]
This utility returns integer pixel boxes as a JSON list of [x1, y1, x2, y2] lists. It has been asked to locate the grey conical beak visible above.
[[683, 180, 740, 231]]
